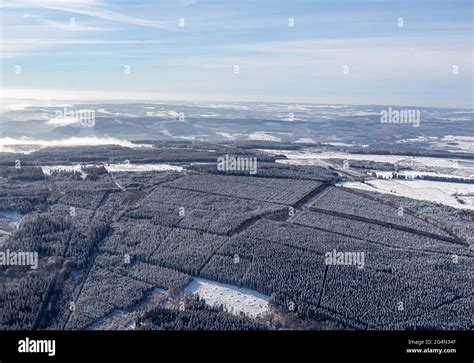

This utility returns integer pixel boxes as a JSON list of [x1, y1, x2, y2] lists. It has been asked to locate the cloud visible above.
[[23, 13, 122, 31], [46, 117, 81, 126], [1, 0, 102, 7], [0, 136, 151, 154], [1, 0, 174, 29]]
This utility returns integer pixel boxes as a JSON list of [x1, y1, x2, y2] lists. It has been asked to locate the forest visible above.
[[0, 143, 472, 331]]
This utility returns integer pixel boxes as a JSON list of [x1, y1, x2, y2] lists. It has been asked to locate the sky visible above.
[[0, 0, 473, 108]]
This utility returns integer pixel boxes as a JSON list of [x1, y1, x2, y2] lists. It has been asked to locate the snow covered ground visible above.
[[42, 165, 87, 178], [42, 163, 183, 177], [0, 211, 23, 245], [295, 137, 316, 144], [263, 149, 474, 179], [269, 148, 474, 210], [371, 170, 474, 181], [268, 149, 474, 170], [338, 179, 474, 210], [248, 132, 281, 142], [104, 163, 183, 173], [183, 278, 269, 318], [216, 132, 236, 140], [398, 135, 474, 153]]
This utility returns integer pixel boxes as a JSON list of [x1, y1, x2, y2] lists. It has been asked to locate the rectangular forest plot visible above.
[[189, 161, 337, 182], [387, 253, 474, 298], [199, 254, 252, 287], [296, 211, 468, 255], [163, 174, 322, 205], [95, 192, 132, 221], [392, 296, 472, 330], [47, 179, 119, 193], [138, 304, 268, 330], [344, 188, 474, 246], [148, 228, 229, 275], [107, 169, 181, 191], [100, 221, 173, 260], [93, 253, 192, 291], [126, 186, 285, 235], [230, 221, 473, 303], [49, 204, 94, 225], [312, 187, 452, 238], [65, 267, 153, 330], [57, 189, 108, 209], [238, 219, 367, 254], [219, 236, 327, 318], [0, 274, 54, 330], [183, 278, 269, 318], [320, 267, 460, 330], [127, 262, 192, 290]]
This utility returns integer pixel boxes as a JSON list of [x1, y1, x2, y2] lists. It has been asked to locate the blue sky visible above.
[[0, 0, 472, 107]]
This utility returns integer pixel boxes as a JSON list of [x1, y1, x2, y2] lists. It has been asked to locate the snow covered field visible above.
[[249, 132, 281, 142], [398, 135, 474, 153], [371, 170, 474, 181], [338, 180, 474, 210], [265, 148, 474, 210], [267, 149, 474, 170], [104, 163, 183, 173], [42, 163, 183, 177], [183, 278, 269, 318]]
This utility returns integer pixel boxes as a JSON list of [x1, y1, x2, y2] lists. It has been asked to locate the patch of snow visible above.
[[266, 150, 474, 170], [338, 180, 474, 210], [172, 135, 196, 140], [105, 163, 183, 173], [42, 163, 183, 176], [371, 170, 474, 181], [206, 104, 249, 111], [183, 278, 269, 318], [324, 142, 355, 147], [96, 109, 136, 117], [159, 128, 172, 137], [295, 138, 315, 144], [46, 117, 81, 126], [397, 135, 474, 153], [216, 132, 236, 140], [145, 110, 180, 118], [347, 111, 379, 116], [248, 132, 281, 142]]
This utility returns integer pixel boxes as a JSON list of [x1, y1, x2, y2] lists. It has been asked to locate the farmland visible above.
[[0, 142, 472, 331]]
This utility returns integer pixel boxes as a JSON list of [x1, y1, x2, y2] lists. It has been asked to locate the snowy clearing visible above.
[[104, 163, 183, 173], [42, 163, 183, 177], [338, 179, 474, 210], [295, 138, 316, 144], [249, 132, 281, 142], [183, 278, 269, 318], [370, 170, 474, 181], [398, 135, 474, 153], [268, 150, 474, 169]]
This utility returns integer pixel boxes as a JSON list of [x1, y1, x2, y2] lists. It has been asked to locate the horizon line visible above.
[[1, 89, 473, 111]]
